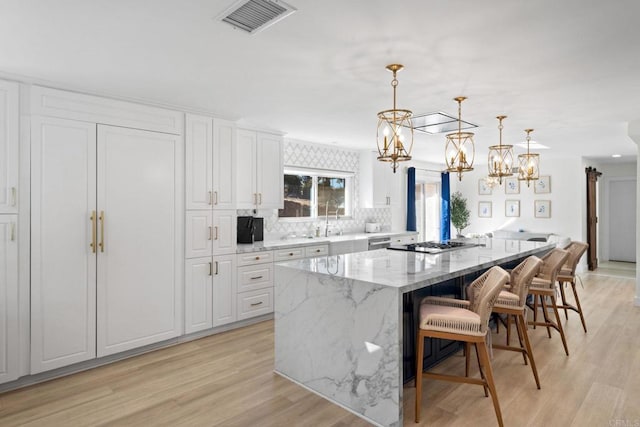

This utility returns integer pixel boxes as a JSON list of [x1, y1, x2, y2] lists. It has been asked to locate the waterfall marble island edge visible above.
[[273, 239, 554, 427]]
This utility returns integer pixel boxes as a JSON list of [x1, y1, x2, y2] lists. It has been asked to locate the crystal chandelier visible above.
[[376, 64, 413, 173], [487, 115, 514, 184], [445, 96, 474, 181], [518, 128, 540, 187]]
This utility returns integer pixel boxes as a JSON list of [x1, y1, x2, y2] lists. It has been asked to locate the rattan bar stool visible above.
[[527, 248, 570, 355], [556, 241, 589, 332], [491, 256, 543, 389], [415, 266, 509, 426]]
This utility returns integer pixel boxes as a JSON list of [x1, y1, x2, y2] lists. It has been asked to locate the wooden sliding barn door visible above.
[[586, 167, 602, 270]]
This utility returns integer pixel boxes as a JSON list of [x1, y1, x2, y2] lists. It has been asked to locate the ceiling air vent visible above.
[[219, 0, 297, 34]]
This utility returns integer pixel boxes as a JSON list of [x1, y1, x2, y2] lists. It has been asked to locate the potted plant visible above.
[[450, 191, 470, 238]]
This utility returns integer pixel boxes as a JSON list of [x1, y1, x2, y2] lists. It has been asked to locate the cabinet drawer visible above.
[[237, 263, 273, 292], [237, 287, 273, 320], [274, 247, 305, 261], [393, 234, 417, 245], [237, 251, 273, 266], [305, 244, 329, 257]]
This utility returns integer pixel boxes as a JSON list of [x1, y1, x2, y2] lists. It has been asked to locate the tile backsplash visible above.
[[238, 139, 391, 238]]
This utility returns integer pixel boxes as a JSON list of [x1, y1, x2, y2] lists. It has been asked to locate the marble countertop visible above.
[[275, 238, 554, 293], [236, 231, 418, 253]]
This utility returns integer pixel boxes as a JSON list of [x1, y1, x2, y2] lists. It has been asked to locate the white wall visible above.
[[627, 120, 640, 306], [452, 156, 584, 242]]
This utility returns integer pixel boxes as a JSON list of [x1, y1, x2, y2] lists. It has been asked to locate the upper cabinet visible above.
[[359, 151, 402, 208], [185, 114, 236, 210], [236, 129, 283, 210], [0, 80, 19, 214]]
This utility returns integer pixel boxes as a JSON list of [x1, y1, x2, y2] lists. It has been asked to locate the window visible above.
[[279, 168, 353, 219]]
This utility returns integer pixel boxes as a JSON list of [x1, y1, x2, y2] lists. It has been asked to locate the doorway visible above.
[[608, 178, 637, 262]]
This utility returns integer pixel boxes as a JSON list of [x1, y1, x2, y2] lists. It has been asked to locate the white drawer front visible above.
[[274, 247, 305, 261], [237, 288, 273, 320], [237, 251, 273, 266], [305, 244, 329, 257], [237, 263, 273, 292]]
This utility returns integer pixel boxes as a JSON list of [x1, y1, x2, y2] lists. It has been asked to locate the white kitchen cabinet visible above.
[[185, 210, 236, 258], [359, 151, 402, 208], [392, 233, 418, 245], [236, 250, 274, 321], [185, 254, 236, 333], [236, 129, 283, 209], [237, 262, 273, 293], [31, 117, 183, 372], [305, 244, 329, 257], [185, 114, 236, 210], [237, 288, 273, 321], [274, 247, 305, 262], [0, 216, 19, 384], [0, 80, 19, 214]]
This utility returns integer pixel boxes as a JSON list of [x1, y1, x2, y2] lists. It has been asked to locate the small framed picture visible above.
[[505, 177, 520, 194], [535, 175, 551, 194], [505, 200, 520, 217], [478, 201, 492, 218], [534, 200, 551, 218], [478, 179, 492, 195]]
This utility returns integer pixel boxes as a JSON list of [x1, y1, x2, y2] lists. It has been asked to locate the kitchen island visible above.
[[274, 239, 554, 427]]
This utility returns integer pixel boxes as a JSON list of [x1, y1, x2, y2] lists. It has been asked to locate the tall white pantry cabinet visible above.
[[29, 88, 184, 374], [184, 114, 237, 334], [0, 79, 19, 384]]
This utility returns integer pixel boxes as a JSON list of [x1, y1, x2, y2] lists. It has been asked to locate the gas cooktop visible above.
[[387, 240, 477, 254]]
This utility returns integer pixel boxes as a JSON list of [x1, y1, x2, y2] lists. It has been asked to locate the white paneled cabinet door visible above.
[[212, 119, 236, 209], [256, 133, 283, 209], [185, 210, 213, 259], [185, 114, 213, 210], [0, 216, 18, 383], [184, 257, 213, 334], [212, 210, 236, 255], [212, 254, 236, 327], [235, 129, 257, 209], [0, 80, 19, 214], [30, 117, 97, 374], [96, 125, 182, 357]]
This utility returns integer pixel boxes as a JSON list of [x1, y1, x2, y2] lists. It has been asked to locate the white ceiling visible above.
[[1, 0, 639, 164]]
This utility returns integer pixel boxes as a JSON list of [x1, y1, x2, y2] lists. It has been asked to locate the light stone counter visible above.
[[274, 239, 553, 427]]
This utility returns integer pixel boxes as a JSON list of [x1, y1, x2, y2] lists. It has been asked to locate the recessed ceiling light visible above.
[[612, 154, 622, 158]]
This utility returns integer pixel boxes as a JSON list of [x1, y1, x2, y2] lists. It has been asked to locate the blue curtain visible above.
[[440, 172, 451, 241], [406, 167, 416, 231]]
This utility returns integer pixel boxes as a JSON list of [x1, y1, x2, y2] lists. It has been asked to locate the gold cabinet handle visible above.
[[90, 211, 97, 253], [10, 222, 15, 241], [250, 275, 263, 280], [215, 261, 219, 275], [214, 226, 219, 240], [11, 187, 16, 207], [213, 191, 218, 205], [209, 262, 213, 276], [208, 191, 213, 206], [253, 193, 257, 205], [255, 256, 260, 260], [250, 301, 263, 307], [208, 226, 213, 241], [98, 211, 105, 252], [258, 193, 262, 205]]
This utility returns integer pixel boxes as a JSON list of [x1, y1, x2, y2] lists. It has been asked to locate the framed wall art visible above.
[[478, 201, 492, 218], [478, 178, 492, 195], [535, 175, 551, 194], [505, 200, 520, 217], [505, 177, 519, 194], [534, 200, 551, 218]]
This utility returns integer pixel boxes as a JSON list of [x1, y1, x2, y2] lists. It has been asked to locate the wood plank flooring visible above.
[[1, 268, 638, 426]]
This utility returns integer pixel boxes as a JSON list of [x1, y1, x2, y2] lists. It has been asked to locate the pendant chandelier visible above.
[[487, 115, 514, 184], [517, 128, 540, 186], [445, 96, 474, 181], [376, 64, 413, 173]]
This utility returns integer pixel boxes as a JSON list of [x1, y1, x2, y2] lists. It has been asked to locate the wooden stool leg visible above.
[[517, 313, 541, 389], [571, 281, 588, 333], [506, 314, 511, 345], [415, 332, 425, 423], [465, 342, 471, 378], [477, 340, 504, 427], [540, 295, 552, 338], [532, 294, 538, 328], [550, 294, 570, 356], [513, 314, 528, 365], [474, 343, 489, 397], [558, 281, 569, 319]]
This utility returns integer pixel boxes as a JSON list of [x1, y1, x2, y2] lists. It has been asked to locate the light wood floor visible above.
[[1, 267, 638, 427]]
